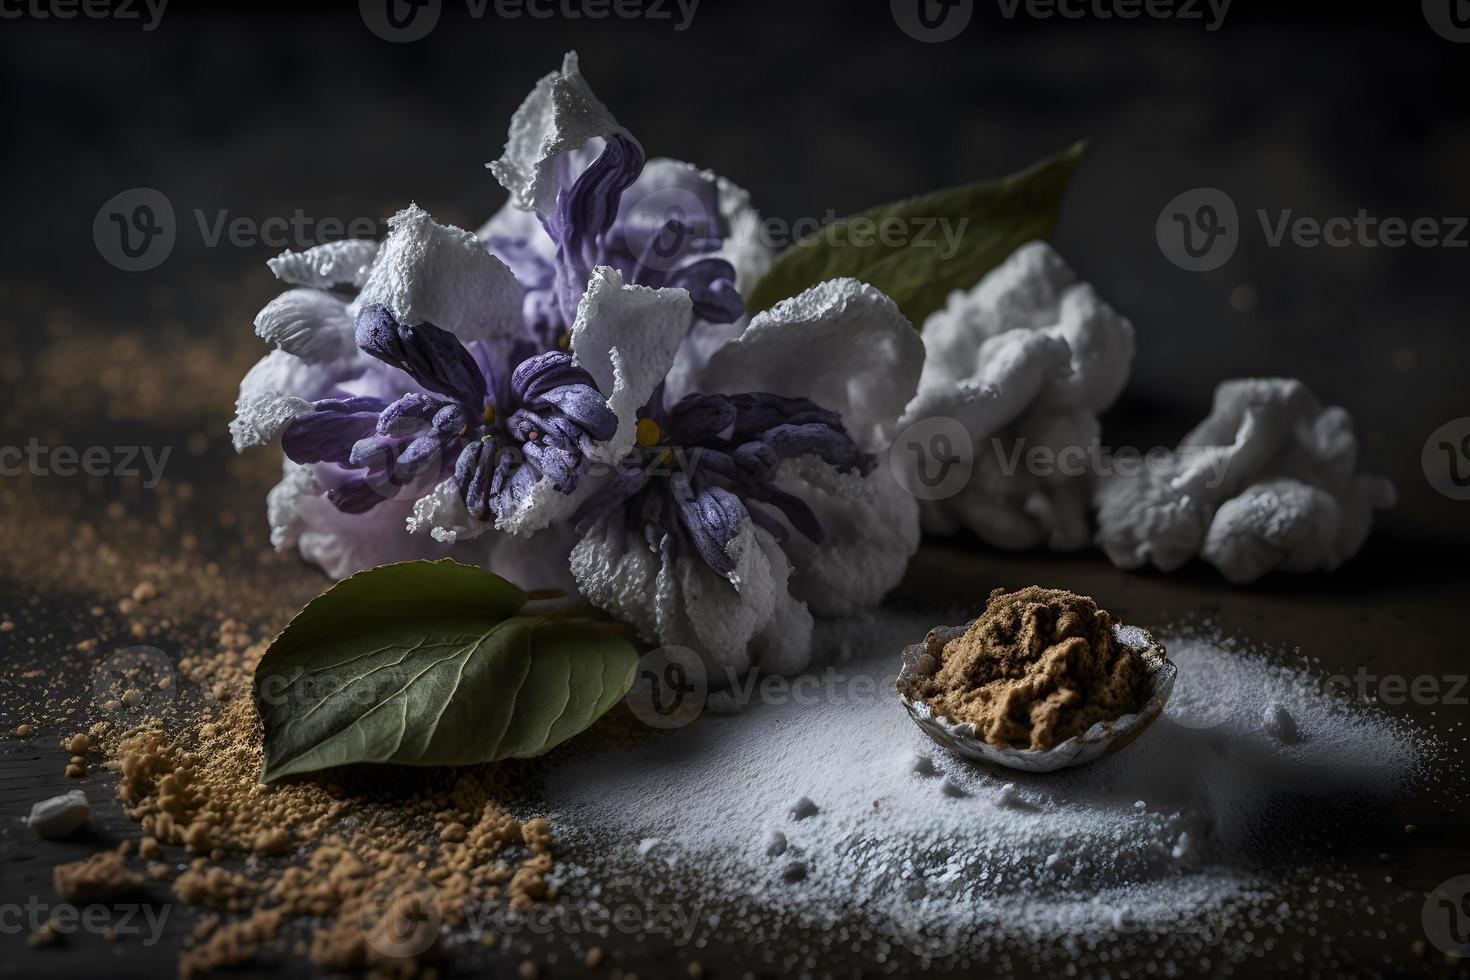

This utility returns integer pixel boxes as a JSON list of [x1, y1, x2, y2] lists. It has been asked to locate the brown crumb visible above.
[[63, 732, 91, 754], [904, 587, 1150, 751], [521, 817, 551, 853], [16, 723, 33, 737], [584, 945, 605, 968], [96, 694, 557, 978], [174, 866, 259, 911], [53, 851, 143, 902], [27, 920, 60, 947], [519, 962, 539, 979], [65, 763, 86, 778], [131, 581, 159, 603], [178, 909, 284, 980]]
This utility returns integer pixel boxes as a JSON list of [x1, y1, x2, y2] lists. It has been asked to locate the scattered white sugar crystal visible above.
[[1172, 830, 1200, 867], [1112, 908, 1139, 933], [940, 776, 969, 798], [541, 615, 1437, 964], [909, 751, 937, 776], [1133, 799, 1147, 810], [789, 796, 819, 820], [28, 790, 89, 839], [1263, 702, 1299, 742], [637, 837, 661, 857], [763, 830, 788, 857], [780, 861, 808, 883]]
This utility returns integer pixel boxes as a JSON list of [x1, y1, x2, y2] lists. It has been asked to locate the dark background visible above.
[[3, 3, 1470, 978], [3, 0, 1469, 550]]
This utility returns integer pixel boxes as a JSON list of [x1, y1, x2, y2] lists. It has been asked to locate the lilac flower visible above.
[[569, 278, 927, 679], [483, 53, 746, 349], [281, 304, 615, 524], [236, 51, 930, 685], [231, 204, 659, 583], [573, 392, 870, 577]]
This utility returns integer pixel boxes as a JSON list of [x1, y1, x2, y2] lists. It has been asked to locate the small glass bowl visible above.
[[896, 621, 1177, 773]]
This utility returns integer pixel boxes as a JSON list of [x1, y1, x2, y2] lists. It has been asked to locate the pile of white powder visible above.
[[535, 610, 1438, 971]]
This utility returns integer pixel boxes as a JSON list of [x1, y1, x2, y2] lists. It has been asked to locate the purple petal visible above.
[[396, 432, 456, 477], [732, 441, 780, 483], [489, 461, 542, 521], [355, 304, 488, 409], [326, 476, 391, 514], [761, 422, 865, 472], [669, 473, 746, 577], [512, 349, 581, 395], [378, 393, 453, 437], [747, 483, 823, 544], [536, 385, 616, 440], [455, 441, 493, 521], [743, 501, 790, 545], [521, 433, 580, 492], [549, 134, 645, 324], [667, 394, 737, 445], [347, 434, 401, 470], [729, 393, 843, 441], [662, 258, 744, 324], [282, 402, 383, 465]]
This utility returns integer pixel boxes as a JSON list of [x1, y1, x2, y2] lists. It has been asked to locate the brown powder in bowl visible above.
[[905, 587, 1149, 751]]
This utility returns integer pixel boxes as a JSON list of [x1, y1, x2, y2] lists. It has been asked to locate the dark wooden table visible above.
[[3, 3, 1469, 976]]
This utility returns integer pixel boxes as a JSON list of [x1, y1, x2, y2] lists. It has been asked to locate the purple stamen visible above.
[[282, 304, 615, 522]]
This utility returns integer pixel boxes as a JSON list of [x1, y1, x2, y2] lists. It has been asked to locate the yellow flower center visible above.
[[635, 417, 662, 447], [483, 404, 496, 425]]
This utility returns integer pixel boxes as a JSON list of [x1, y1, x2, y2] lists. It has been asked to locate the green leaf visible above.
[[252, 559, 638, 783], [744, 141, 1087, 329]]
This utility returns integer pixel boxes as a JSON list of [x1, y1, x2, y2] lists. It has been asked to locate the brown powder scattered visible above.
[[53, 850, 143, 903], [251, 827, 292, 856], [95, 685, 555, 978], [0, 327, 563, 977], [905, 587, 1149, 751], [177, 910, 285, 980]]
